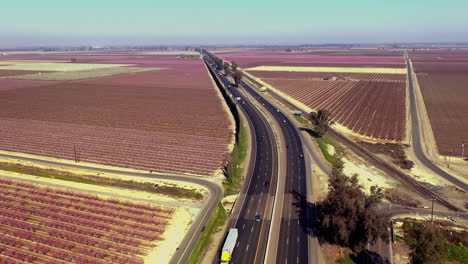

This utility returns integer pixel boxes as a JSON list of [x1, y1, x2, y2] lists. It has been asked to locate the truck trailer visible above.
[[221, 228, 238, 263]]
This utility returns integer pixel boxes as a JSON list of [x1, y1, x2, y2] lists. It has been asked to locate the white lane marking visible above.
[[297, 237, 299, 243], [297, 256, 299, 263], [286, 238, 289, 245], [247, 208, 250, 214], [237, 241, 240, 247], [246, 244, 250, 251], [242, 224, 245, 230], [251, 226, 254, 232]]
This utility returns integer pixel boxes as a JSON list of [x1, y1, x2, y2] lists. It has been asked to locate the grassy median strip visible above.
[[315, 135, 340, 167], [292, 112, 343, 168], [224, 118, 247, 196], [0, 163, 203, 200], [187, 203, 227, 264], [294, 114, 309, 125]]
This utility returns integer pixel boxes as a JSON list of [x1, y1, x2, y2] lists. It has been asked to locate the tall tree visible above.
[[409, 224, 449, 264], [223, 61, 230, 75], [318, 168, 389, 252], [231, 61, 238, 71], [234, 70, 243, 87], [308, 109, 334, 137]]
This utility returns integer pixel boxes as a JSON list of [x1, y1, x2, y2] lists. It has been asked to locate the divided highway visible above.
[[204, 57, 278, 264], [242, 81, 309, 264], [205, 52, 311, 264]]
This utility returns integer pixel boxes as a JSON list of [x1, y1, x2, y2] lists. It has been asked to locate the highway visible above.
[[205, 52, 310, 264], [406, 56, 468, 191], [204, 56, 278, 264], [241, 82, 309, 264]]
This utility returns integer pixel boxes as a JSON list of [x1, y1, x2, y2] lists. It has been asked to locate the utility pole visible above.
[[431, 195, 435, 223], [462, 140, 465, 159], [448, 150, 452, 168], [73, 144, 78, 163]]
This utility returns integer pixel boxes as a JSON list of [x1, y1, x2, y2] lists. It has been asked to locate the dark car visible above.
[[255, 214, 262, 222]]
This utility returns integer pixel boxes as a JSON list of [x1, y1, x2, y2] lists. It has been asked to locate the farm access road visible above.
[[0, 152, 222, 264], [406, 55, 468, 191]]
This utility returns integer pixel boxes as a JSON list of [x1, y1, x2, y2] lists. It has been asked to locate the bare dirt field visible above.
[[410, 50, 468, 157], [9, 67, 160, 81], [0, 70, 49, 77], [0, 62, 131, 71], [415, 73, 468, 157]]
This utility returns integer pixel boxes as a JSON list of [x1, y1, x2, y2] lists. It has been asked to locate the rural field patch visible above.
[[0, 178, 176, 264], [249, 70, 406, 82], [0, 62, 132, 72], [8, 67, 162, 81], [0, 79, 57, 91], [410, 50, 468, 156], [77, 66, 212, 88], [0, 70, 51, 77], [246, 66, 407, 74], [258, 78, 406, 141], [0, 61, 234, 176], [416, 73, 468, 156]]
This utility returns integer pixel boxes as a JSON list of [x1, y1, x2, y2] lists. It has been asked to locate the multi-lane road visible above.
[[242, 82, 309, 264], [205, 58, 278, 264], [204, 52, 311, 264]]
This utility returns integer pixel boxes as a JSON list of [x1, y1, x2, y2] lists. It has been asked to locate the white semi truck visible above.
[[220, 228, 238, 263]]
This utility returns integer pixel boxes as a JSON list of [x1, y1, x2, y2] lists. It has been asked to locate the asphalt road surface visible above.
[[242, 82, 309, 264], [205, 58, 278, 264]]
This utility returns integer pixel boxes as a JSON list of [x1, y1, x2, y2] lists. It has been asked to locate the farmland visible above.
[[410, 50, 468, 156], [248, 70, 406, 82], [261, 78, 406, 141], [245, 65, 406, 74], [0, 52, 234, 176], [234, 49, 408, 142], [217, 49, 406, 69], [0, 178, 177, 264]]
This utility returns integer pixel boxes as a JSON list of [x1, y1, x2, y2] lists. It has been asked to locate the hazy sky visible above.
[[1, 0, 468, 47]]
